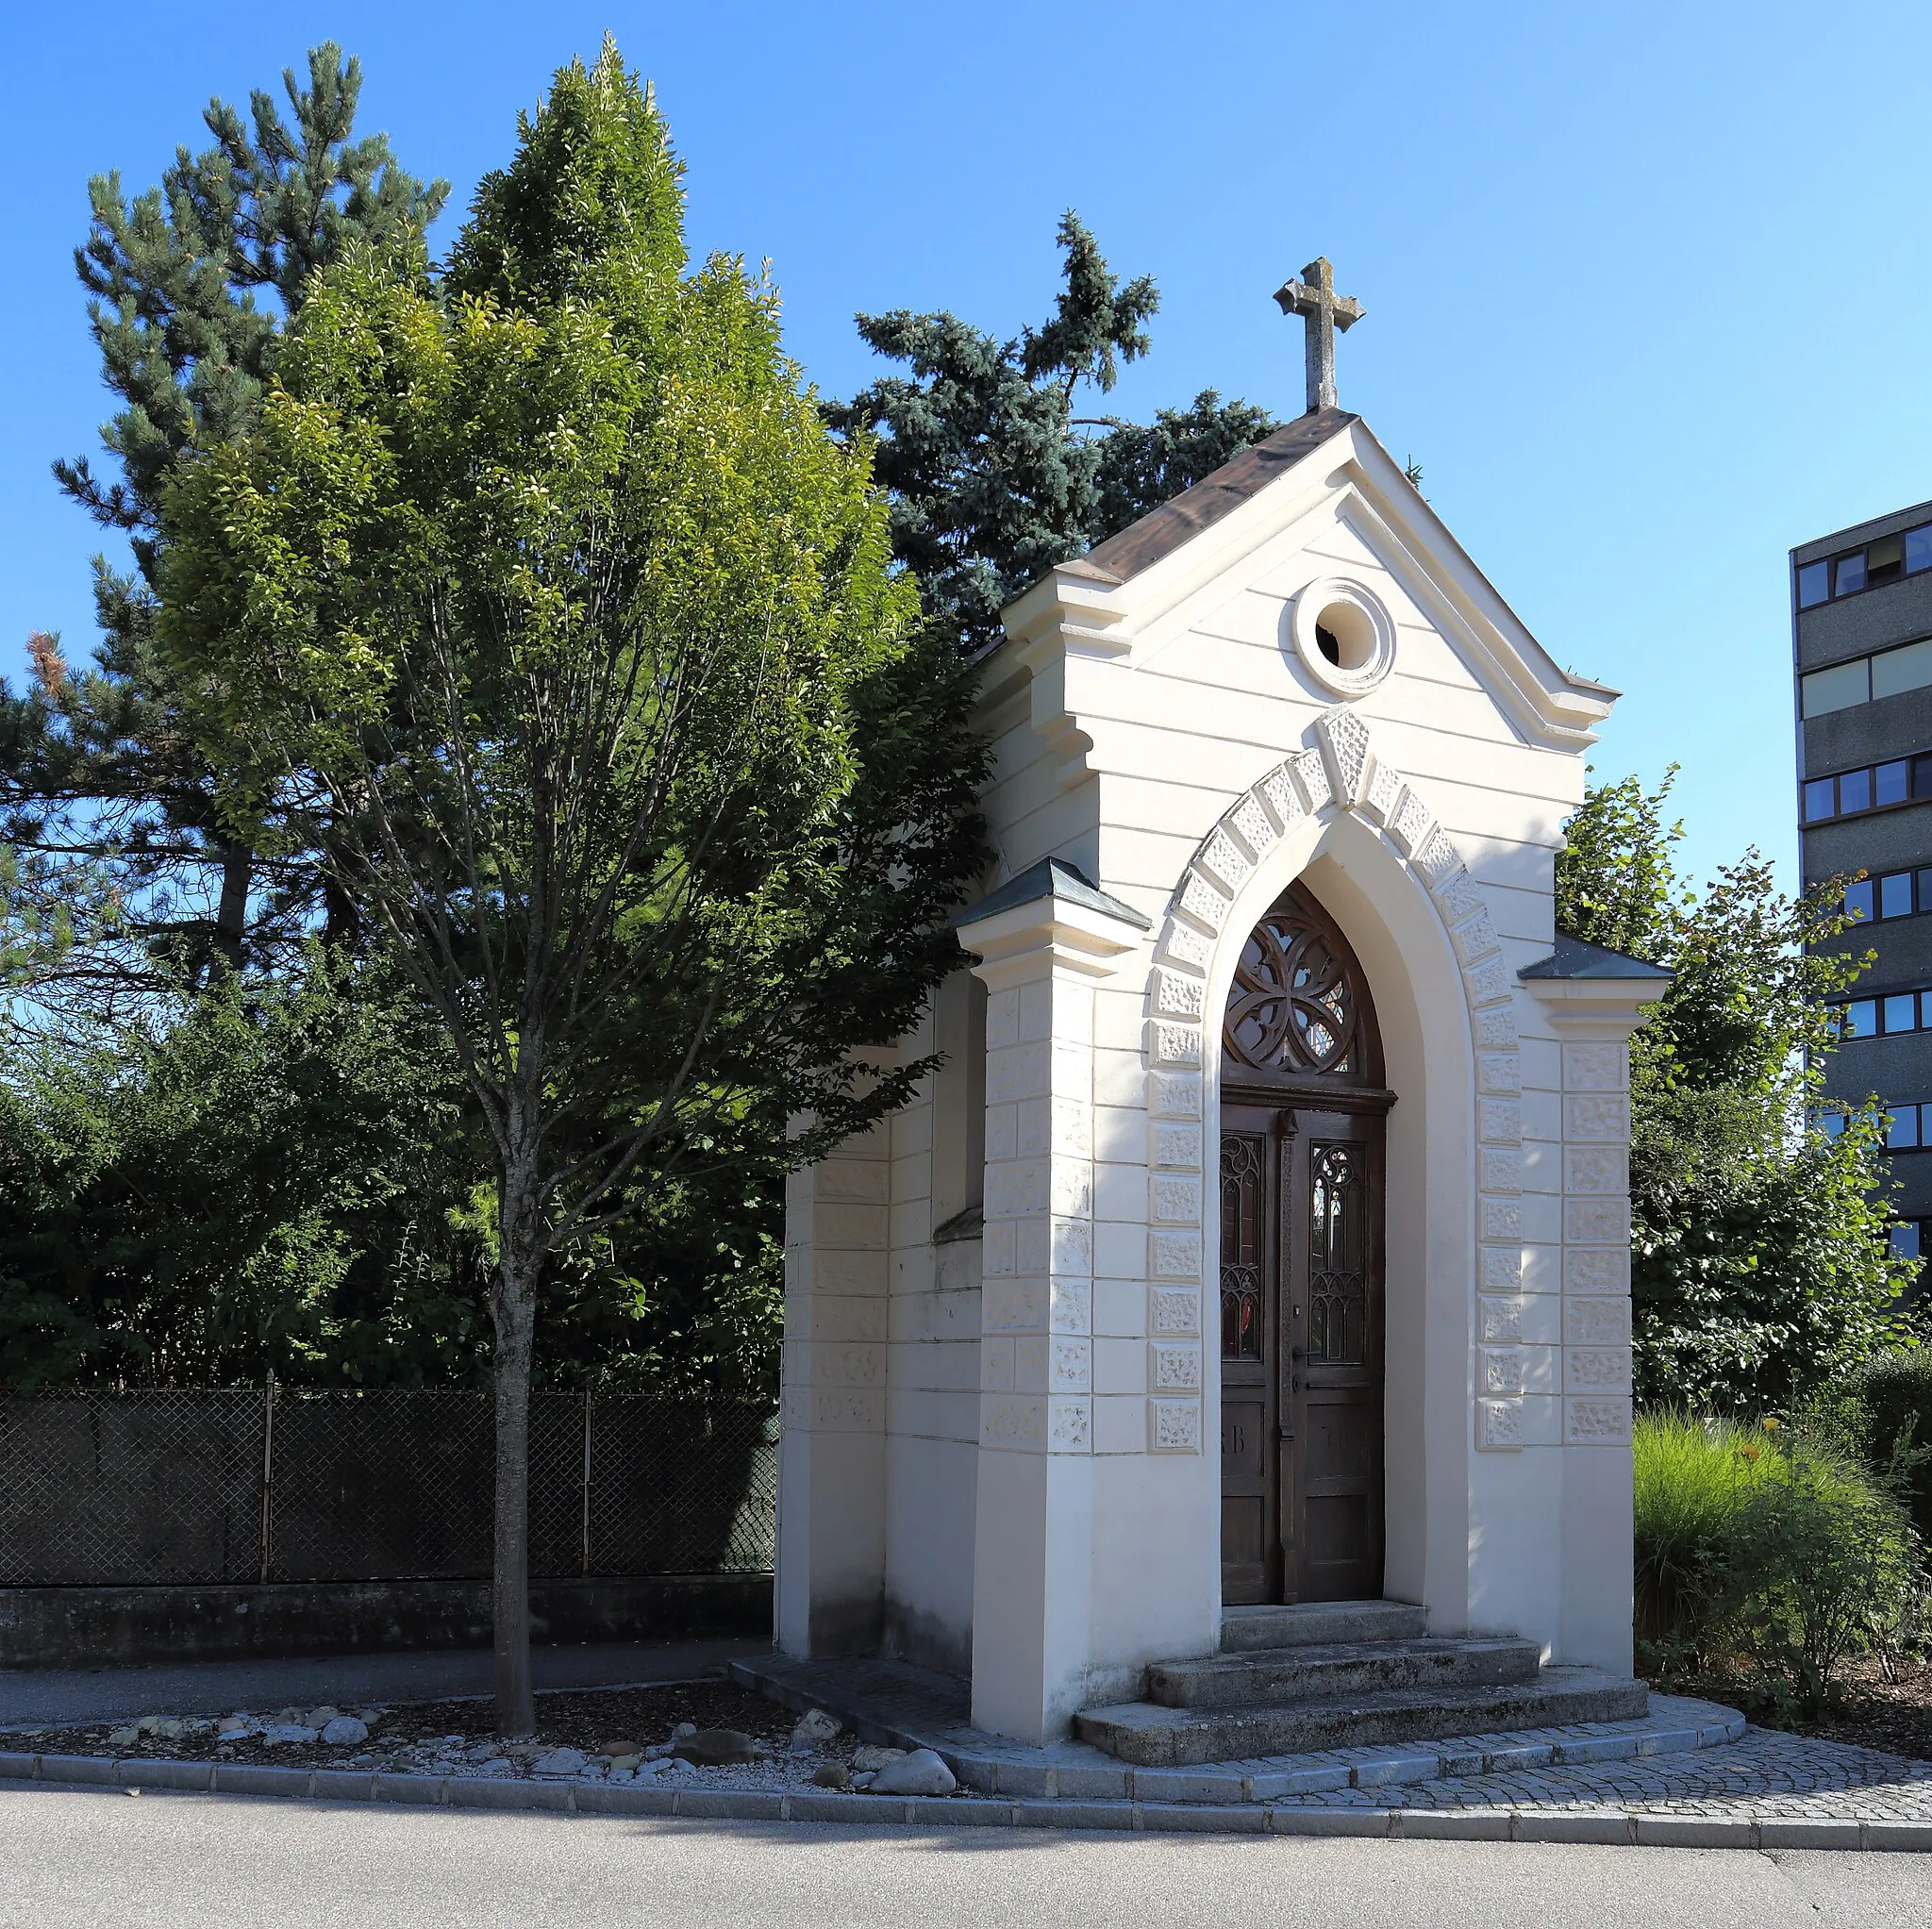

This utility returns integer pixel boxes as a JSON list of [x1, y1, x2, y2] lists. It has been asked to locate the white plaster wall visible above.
[[781, 415, 1638, 1725], [966, 458, 1616, 1705]]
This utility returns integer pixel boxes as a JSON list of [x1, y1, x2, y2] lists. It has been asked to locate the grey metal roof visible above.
[[1518, 932, 1672, 981], [953, 856, 1153, 931], [1079, 407, 1359, 585]]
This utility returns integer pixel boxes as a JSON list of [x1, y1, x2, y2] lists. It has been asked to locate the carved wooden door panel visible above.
[[1219, 1109, 1277, 1605], [1218, 881, 1388, 1606], [1281, 1108, 1385, 1602]]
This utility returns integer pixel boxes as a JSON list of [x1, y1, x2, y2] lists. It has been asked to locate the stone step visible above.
[[1151, 1635, 1542, 1708], [1074, 1667, 1652, 1768], [1220, 1600, 1428, 1653]]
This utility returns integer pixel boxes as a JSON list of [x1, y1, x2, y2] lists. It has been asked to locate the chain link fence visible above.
[[0, 1388, 776, 1587]]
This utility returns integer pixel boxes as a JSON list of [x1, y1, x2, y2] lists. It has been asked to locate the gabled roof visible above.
[[1519, 933, 1672, 981], [1081, 407, 1359, 585], [995, 408, 1619, 752]]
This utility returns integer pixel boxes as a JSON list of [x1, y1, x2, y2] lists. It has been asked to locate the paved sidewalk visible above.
[[0, 1638, 763, 1730], [5, 1718, 1931, 1847]]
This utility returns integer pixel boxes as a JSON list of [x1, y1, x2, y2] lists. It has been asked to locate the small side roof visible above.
[[1518, 932, 1672, 981], [954, 856, 1152, 932]]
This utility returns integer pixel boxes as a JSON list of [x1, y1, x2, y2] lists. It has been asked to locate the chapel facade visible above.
[[775, 311, 1666, 1747]]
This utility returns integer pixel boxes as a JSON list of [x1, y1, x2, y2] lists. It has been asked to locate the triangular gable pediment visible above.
[[997, 412, 1612, 754]]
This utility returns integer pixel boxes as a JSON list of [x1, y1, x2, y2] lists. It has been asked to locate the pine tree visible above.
[[825, 215, 1280, 651], [0, 45, 445, 1012]]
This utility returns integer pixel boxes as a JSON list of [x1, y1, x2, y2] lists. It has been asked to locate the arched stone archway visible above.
[[1138, 707, 1533, 1505]]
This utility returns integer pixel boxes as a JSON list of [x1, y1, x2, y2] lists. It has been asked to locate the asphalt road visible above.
[[0, 1789, 1926, 1929]]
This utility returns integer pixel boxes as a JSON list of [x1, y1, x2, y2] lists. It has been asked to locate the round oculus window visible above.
[[1290, 577, 1395, 697]]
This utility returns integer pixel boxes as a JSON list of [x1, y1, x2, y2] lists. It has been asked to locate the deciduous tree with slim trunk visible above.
[[1557, 770, 1924, 1414], [157, 44, 986, 1737]]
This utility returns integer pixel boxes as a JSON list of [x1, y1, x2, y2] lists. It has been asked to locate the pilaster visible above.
[[776, 1126, 890, 1657], [957, 864, 1148, 1742], [1522, 966, 1668, 1673]]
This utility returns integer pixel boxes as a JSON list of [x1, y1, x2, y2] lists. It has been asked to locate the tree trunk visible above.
[[210, 836, 252, 978], [490, 1225, 541, 1740]]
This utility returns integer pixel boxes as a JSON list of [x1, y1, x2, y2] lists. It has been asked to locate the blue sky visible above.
[[5, 1, 1926, 890]]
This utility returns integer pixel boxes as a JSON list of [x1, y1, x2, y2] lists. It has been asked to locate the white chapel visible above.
[[774, 262, 1669, 1754]]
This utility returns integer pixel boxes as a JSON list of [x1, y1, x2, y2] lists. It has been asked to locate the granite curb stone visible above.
[[4, 1744, 1930, 1850]]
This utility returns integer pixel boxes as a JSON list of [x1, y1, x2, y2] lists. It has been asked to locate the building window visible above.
[[1802, 658, 1873, 717], [1892, 1221, 1922, 1261], [1840, 869, 1932, 923], [1869, 535, 1907, 588], [1835, 988, 1932, 1037], [1799, 523, 1932, 607], [1803, 749, 1932, 821], [1799, 636, 1932, 718], [1819, 1101, 1932, 1151]]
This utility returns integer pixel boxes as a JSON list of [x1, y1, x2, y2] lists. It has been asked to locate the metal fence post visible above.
[[258, 1372, 277, 1584], [580, 1389, 592, 1577]]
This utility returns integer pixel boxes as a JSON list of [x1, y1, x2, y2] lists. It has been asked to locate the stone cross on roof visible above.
[[1274, 257, 1365, 416]]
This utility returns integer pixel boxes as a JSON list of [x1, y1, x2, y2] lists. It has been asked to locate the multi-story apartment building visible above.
[[1794, 500, 1932, 1256]]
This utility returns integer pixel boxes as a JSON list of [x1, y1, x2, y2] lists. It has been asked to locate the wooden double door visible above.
[[1219, 1097, 1386, 1605]]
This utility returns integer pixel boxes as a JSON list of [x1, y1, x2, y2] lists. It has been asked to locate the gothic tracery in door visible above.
[[1223, 887, 1374, 1081]]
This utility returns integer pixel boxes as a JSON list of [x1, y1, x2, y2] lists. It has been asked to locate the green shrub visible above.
[[1633, 1408, 1922, 1718], [1838, 1349, 1932, 1540], [1731, 1427, 1919, 1718]]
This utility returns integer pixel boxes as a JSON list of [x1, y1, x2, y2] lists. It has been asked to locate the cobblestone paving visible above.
[[1270, 1728, 1932, 1821]]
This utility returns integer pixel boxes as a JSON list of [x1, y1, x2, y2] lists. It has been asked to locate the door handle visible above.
[[1290, 1347, 1307, 1362]]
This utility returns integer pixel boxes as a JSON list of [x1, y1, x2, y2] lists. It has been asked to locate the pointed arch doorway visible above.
[[1219, 881, 1391, 1605]]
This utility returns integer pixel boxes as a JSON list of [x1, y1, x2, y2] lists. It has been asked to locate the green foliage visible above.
[[1732, 1423, 1921, 1718], [1557, 770, 1920, 1414], [0, 955, 787, 1398], [158, 45, 986, 1253], [1633, 1409, 1766, 1662], [1, 44, 446, 1007], [0, 956, 483, 1389], [1632, 1410, 1922, 1719], [155, 44, 988, 1725], [826, 215, 1280, 649], [1808, 1349, 1932, 1541]]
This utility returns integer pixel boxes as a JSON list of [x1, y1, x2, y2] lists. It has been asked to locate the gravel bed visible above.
[[1, 1679, 841, 1785]]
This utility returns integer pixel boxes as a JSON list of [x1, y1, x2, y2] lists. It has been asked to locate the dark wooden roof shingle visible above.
[[1081, 407, 1358, 585]]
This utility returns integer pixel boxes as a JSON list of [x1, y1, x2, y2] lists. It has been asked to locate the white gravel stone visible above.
[[789, 1709, 843, 1754], [320, 1717, 368, 1746], [529, 1746, 589, 1777], [261, 1723, 319, 1746], [866, 1749, 957, 1797]]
